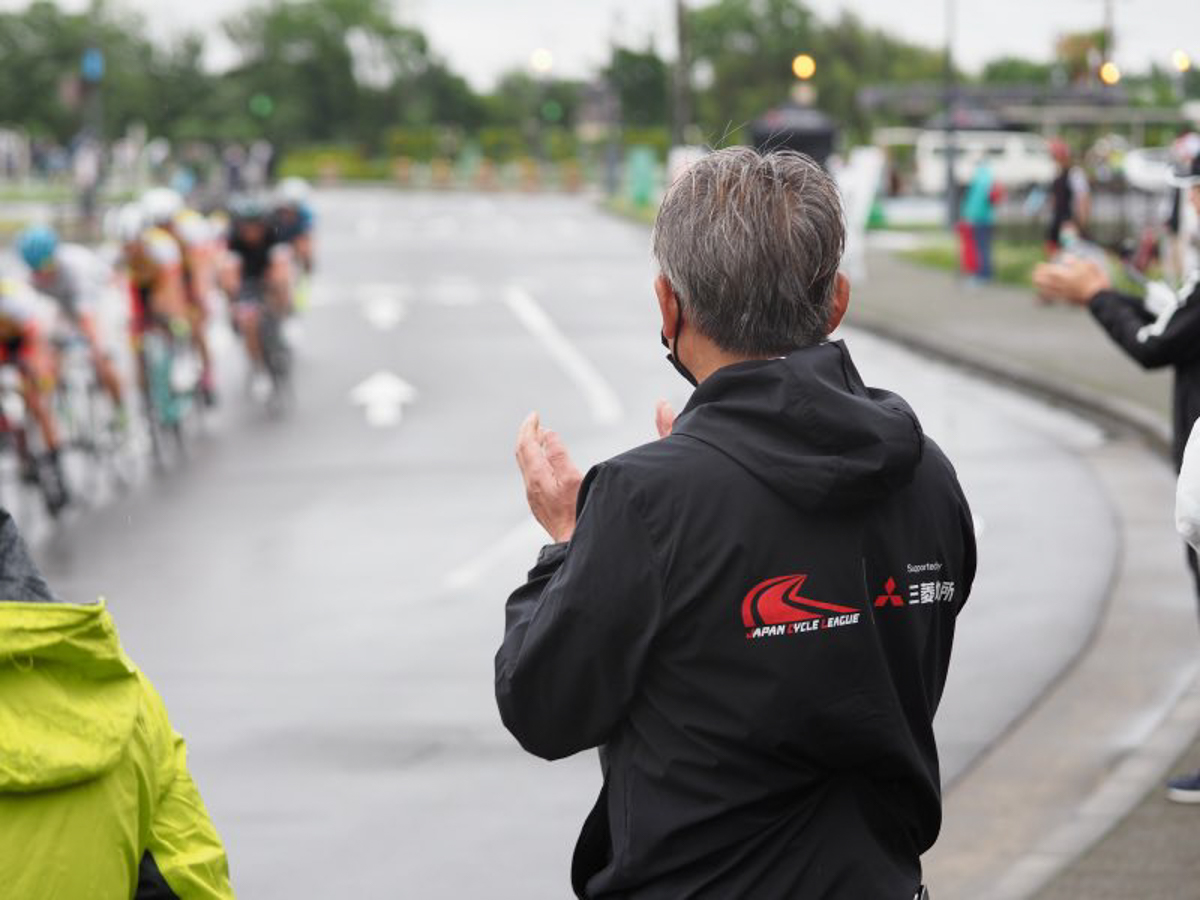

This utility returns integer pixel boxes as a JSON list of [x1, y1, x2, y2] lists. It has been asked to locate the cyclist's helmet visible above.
[[16, 225, 59, 271], [115, 203, 145, 245], [229, 193, 269, 222], [275, 177, 312, 209], [142, 187, 184, 227]]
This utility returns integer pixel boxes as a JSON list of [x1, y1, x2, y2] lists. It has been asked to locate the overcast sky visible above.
[[6, 0, 1199, 89]]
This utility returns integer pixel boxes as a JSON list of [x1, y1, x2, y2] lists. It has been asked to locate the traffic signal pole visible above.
[[672, 0, 691, 147]]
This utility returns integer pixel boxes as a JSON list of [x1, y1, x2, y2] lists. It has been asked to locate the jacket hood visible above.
[[672, 341, 925, 511], [0, 509, 136, 793]]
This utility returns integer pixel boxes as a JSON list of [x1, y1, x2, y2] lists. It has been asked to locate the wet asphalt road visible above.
[[29, 189, 1115, 897]]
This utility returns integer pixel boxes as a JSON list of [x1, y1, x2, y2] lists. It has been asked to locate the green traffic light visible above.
[[249, 94, 275, 118]]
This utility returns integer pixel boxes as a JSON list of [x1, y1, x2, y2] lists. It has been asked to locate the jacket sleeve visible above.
[[1088, 281, 1200, 369], [1178, 419, 1200, 552], [495, 464, 665, 761], [135, 680, 235, 900]]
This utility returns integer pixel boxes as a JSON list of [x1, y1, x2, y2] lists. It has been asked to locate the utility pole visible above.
[[78, 45, 105, 237], [943, 0, 957, 227], [604, 19, 623, 198], [1101, 0, 1114, 65], [672, 0, 691, 147]]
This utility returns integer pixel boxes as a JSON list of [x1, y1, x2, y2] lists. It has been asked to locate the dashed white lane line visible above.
[[428, 276, 481, 307], [502, 285, 624, 426], [361, 294, 408, 331]]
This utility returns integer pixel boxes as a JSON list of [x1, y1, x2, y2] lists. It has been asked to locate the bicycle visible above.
[[0, 364, 69, 518], [52, 329, 134, 497], [238, 278, 294, 415], [259, 301, 293, 414], [139, 318, 203, 469]]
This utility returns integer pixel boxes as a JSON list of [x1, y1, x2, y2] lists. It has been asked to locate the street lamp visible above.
[[530, 48, 554, 76], [791, 54, 816, 81], [1099, 60, 1121, 86], [1170, 49, 1191, 101], [528, 49, 554, 165], [790, 53, 817, 106]]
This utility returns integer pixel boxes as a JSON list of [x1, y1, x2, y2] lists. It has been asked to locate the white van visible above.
[[915, 130, 1056, 195]]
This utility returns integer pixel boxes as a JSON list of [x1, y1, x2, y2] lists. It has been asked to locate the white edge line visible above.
[[444, 519, 546, 591], [503, 285, 624, 425]]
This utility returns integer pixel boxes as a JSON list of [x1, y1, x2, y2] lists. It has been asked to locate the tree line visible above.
[[0, 0, 1193, 160]]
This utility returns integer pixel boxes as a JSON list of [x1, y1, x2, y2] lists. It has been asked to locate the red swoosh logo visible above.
[[742, 574, 857, 628]]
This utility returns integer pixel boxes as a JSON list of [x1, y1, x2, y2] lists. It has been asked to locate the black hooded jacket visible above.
[[495, 341, 976, 899]]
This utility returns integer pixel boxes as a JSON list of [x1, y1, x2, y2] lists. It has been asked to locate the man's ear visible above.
[[827, 272, 851, 333], [655, 274, 681, 340]]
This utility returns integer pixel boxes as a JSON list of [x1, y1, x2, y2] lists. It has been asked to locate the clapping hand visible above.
[[1032, 257, 1112, 307], [515, 413, 584, 543]]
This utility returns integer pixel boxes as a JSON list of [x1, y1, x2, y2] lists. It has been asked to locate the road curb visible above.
[[847, 311, 1172, 461]]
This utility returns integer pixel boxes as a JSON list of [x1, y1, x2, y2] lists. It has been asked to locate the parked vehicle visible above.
[[915, 129, 1057, 195]]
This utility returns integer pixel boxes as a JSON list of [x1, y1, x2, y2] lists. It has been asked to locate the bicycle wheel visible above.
[[141, 330, 184, 469], [259, 307, 294, 413]]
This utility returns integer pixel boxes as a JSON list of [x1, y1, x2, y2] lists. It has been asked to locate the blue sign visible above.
[[81, 48, 104, 84]]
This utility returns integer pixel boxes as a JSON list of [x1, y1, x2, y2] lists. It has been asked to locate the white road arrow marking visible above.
[[350, 371, 418, 428], [362, 294, 407, 331]]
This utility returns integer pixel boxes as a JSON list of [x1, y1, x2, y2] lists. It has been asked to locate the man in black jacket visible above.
[[496, 147, 976, 899]]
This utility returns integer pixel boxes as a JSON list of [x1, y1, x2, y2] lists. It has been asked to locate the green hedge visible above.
[[279, 126, 677, 182], [278, 145, 394, 181]]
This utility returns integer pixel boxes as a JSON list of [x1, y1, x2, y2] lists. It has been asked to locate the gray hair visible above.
[[652, 147, 845, 356]]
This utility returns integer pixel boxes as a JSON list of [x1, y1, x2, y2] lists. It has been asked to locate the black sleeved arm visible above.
[[495, 464, 665, 761], [1089, 284, 1200, 369]]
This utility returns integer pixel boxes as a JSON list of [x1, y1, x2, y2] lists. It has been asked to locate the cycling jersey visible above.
[[127, 228, 182, 290], [173, 210, 212, 299], [0, 279, 53, 364], [273, 203, 314, 242], [33, 243, 108, 320], [228, 225, 283, 283], [173, 209, 211, 248], [126, 228, 182, 335], [0, 278, 41, 330]]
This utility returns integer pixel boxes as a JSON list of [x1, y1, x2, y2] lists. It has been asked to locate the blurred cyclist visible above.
[[16, 225, 128, 427], [0, 278, 69, 513], [272, 177, 315, 274], [117, 203, 192, 393], [222, 195, 292, 392], [142, 188, 217, 405]]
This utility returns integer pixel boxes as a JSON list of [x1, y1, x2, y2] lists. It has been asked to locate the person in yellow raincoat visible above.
[[0, 509, 234, 899]]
